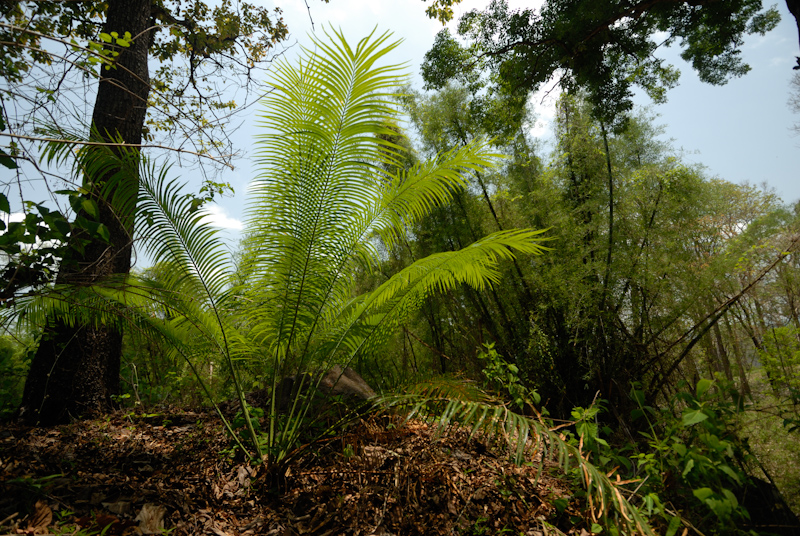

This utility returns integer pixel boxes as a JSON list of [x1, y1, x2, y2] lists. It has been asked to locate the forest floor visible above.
[[0, 409, 592, 536]]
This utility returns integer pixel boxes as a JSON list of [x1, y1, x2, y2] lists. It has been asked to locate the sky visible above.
[[3, 1, 798, 260], [203, 0, 800, 237]]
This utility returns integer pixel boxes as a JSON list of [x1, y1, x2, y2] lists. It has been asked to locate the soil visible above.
[[0, 408, 589, 535]]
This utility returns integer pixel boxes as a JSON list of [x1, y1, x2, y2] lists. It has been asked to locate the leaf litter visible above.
[[0, 408, 589, 535]]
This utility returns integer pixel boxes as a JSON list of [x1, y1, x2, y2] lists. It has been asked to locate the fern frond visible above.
[[369, 140, 500, 251], [324, 229, 552, 360], [136, 164, 233, 302], [379, 382, 655, 535], [40, 126, 141, 220], [244, 27, 407, 357]]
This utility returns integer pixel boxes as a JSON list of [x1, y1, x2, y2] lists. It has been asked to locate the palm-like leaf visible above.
[[380, 382, 656, 535], [246, 28, 408, 355], [319, 229, 551, 362], [243, 28, 548, 375]]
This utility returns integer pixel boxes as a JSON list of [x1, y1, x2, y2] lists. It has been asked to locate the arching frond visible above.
[[136, 163, 233, 302], [322, 229, 552, 360], [366, 139, 499, 252], [40, 127, 141, 220], [379, 381, 655, 536], [244, 27, 409, 357]]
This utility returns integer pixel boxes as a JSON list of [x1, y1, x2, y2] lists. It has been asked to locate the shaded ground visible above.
[[0, 409, 588, 535]]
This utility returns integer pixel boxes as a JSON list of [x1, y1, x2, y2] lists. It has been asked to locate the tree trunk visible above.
[[786, 0, 800, 59], [712, 322, 735, 384], [19, 0, 151, 425], [724, 315, 752, 399]]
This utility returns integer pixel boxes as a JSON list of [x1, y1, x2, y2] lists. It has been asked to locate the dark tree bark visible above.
[[18, 0, 151, 425], [787, 0, 800, 56]]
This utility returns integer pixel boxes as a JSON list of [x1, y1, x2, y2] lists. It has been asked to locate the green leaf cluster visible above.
[[630, 379, 755, 534], [421, 0, 779, 123]]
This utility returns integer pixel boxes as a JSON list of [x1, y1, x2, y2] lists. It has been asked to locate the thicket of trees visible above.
[[380, 85, 800, 420]]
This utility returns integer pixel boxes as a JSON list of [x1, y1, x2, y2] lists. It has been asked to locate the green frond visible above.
[[368, 138, 500, 252], [378, 382, 655, 536], [135, 162, 233, 302], [40, 127, 141, 219], [245, 28, 406, 341], [325, 229, 552, 360]]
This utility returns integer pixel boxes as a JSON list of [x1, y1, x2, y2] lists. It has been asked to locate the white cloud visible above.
[[203, 204, 243, 230]]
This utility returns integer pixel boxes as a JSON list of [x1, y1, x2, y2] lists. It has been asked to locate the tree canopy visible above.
[[421, 0, 781, 123]]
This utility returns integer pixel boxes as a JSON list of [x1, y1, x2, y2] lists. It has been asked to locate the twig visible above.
[[403, 326, 452, 361], [304, 0, 316, 31], [0, 132, 234, 168]]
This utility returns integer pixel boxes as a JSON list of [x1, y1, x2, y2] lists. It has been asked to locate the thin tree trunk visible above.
[[724, 315, 752, 399], [19, 0, 151, 425], [712, 321, 735, 384], [599, 121, 614, 310]]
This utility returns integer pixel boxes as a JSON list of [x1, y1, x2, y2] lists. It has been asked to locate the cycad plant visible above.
[[231, 27, 549, 464]]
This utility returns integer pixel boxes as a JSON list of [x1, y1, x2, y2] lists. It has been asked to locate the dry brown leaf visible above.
[[25, 500, 52, 534], [134, 503, 167, 535], [103, 500, 133, 516]]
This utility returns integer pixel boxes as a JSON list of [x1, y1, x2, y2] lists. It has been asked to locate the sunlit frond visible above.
[[244, 27, 409, 358], [136, 164, 233, 302], [324, 229, 552, 360]]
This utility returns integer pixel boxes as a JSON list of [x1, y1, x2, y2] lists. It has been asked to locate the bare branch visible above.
[[0, 132, 234, 168]]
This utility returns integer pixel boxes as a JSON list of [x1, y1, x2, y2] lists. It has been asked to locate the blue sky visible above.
[[2, 2, 795, 271], [204, 0, 800, 239]]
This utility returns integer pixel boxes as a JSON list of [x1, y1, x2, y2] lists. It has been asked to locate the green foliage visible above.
[[0, 335, 31, 418], [571, 401, 610, 452], [0, 184, 125, 301], [757, 325, 800, 394], [422, 0, 779, 123], [1, 1, 289, 157], [536, 379, 761, 535], [478, 342, 540, 410], [629, 379, 754, 534]]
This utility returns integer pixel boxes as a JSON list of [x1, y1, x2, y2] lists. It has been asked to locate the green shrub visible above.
[[0, 335, 32, 418], [758, 326, 800, 394], [630, 379, 754, 535]]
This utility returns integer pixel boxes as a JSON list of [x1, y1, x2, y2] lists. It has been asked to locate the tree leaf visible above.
[[81, 199, 99, 219], [666, 515, 682, 536], [96, 223, 111, 243], [682, 458, 695, 477], [696, 378, 713, 398], [0, 149, 17, 170], [682, 409, 708, 427], [692, 487, 714, 501]]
